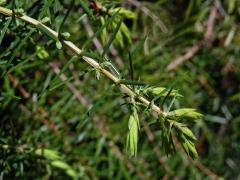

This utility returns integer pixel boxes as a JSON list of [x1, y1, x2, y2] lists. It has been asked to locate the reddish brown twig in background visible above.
[[141, 120, 173, 174], [7, 73, 58, 132], [82, 17, 124, 67], [126, 0, 168, 33], [166, 5, 217, 71], [204, 5, 217, 40], [48, 62, 90, 108], [172, 135, 219, 179], [167, 44, 202, 71], [197, 75, 217, 97], [191, 159, 219, 180], [7, 73, 30, 98]]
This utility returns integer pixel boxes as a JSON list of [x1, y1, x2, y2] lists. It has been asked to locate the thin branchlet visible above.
[[0, 6, 167, 117]]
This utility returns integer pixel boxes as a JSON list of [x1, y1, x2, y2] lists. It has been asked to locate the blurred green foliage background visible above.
[[0, 0, 240, 179]]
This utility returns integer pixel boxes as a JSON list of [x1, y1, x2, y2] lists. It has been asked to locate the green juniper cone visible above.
[[167, 108, 203, 120], [149, 86, 183, 97], [126, 104, 140, 157]]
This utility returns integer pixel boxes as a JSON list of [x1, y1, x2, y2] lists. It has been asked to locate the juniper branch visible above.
[[0, 6, 167, 117]]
